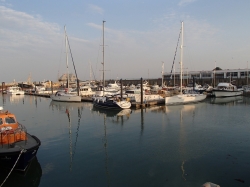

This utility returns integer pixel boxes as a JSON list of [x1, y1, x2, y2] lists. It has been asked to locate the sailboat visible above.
[[165, 22, 206, 105], [92, 21, 131, 109], [51, 26, 81, 102]]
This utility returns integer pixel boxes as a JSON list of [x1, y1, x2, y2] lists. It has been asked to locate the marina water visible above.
[[0, 94, 250, 187]]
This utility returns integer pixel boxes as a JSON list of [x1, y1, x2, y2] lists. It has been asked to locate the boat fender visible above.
[[6, 126, 12, 130], [0, 127, 6, 132]]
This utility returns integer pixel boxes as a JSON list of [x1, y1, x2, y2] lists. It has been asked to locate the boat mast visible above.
[[214, 61, 216, 87], [161, 61, 164, 87], [89, 61, 92, 81], [180, 21, 183, 94], [64, 26, 69, 90], [102, 20, 106, 95], [247, 61, 249, 85]]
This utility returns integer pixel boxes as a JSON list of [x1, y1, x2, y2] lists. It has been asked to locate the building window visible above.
[[216, 73, 224, 78], [201, 73, 211, 78]]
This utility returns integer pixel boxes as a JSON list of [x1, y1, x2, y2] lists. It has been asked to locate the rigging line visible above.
[[66, 108, 73, 171], [169, 27, 182, 83], [91, 64, 97, 81], [57, 35, 64, 81], [66, 34, 79, 81], [72, 107, 83, 160]]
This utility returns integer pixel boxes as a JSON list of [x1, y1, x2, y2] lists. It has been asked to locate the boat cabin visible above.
[[0, 108, 27, 144], [216, 83, 237, 91]]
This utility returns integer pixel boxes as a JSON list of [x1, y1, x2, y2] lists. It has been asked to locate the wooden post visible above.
[[77, 79, 80, 96], [193, 76, 195, 91], [1, 82, 4, 94], [51, 81, 53, 94]]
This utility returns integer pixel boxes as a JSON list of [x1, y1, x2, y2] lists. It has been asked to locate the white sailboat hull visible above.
[[134, 94, 165, 103], [165, 94, 206, 105], [50, 93, 81, 102]]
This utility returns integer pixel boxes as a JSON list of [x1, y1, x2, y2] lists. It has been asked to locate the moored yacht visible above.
[[51, 26, 81, 102], [6, 86, 25, 95], [92, 21, 131, 110], [165, 22, 207, 105], [185, 82, 206, 94], [51, 91, 81, 102], [212, 82, 243, 97], [93, 95, 131, 109], [70, 85, 95, 97]]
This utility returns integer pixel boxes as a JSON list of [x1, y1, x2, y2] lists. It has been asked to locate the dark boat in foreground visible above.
[[0, 106, 41, 171], [0, 156, 42, 187]]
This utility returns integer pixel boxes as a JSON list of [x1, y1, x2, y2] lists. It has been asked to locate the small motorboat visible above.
[[0, 106, 41, 171], [212, 82, 243, 97], [93, 95, 131, 109]]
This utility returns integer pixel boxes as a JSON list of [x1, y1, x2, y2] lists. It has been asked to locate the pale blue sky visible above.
[[1, 0, 250, 83]]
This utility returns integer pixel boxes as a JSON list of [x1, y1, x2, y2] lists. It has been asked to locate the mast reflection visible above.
[[50, 101, 83, 171]]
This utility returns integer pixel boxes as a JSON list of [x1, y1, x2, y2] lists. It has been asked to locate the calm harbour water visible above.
[[0, 94, 250, 187]]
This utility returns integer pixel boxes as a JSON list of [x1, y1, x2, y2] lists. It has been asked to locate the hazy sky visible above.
[[1, 0, 250, 83]]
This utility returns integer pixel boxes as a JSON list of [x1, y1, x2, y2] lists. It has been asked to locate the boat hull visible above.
[[165, 94, 206, 105], [6, 91, 25, 95], [93, 101, 131, 109], [93, 96, 131, 109], [212, 90, 242, 97], [210, 96, 243, 104], [50, 94, 81, 102], [0, 134, 41, 171]]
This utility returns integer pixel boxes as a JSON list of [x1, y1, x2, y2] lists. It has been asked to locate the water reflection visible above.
[[1, 94, 6, 106], [9, 94, 25, 104], [0, 157, 42, 187], [102, 114, 110, 187], [210, 96, 243, 105], [164, 104, 198, 181], [1, 95, 250, 186], [50, 100, 84, 111], [50, 101, 83, 172], [91, 107, 132, 125]]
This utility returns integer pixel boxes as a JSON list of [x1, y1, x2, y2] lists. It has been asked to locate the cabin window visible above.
[[5, 117, 16, 124], [0, 118, 2, 125]]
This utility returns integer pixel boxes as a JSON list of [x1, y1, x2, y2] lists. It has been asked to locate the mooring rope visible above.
[[0, 149, 26, 187]]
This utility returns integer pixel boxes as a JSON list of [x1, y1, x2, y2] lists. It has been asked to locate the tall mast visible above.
[[180, 21, 183, 94], [64, 26, 69, 89], [161, 61, 164, 87], [247, 61, 249, 85], [214, 61, 216, 87], [102, 20, 106, 94], [89, 61, 91, 81]]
